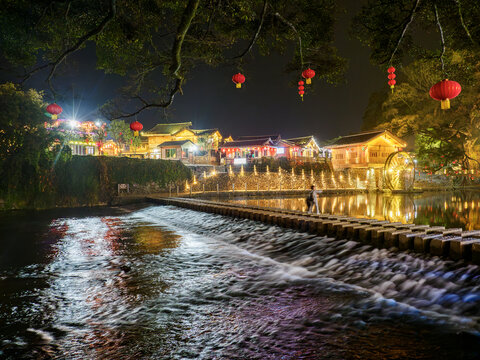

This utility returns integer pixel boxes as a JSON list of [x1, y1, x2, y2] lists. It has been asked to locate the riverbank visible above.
[[0, 156, 191, 210]]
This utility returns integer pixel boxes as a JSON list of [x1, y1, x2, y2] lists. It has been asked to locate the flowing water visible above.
[[1, 203, 480, 359]]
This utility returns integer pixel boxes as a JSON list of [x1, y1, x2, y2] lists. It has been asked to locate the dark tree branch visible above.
[[274, 12, 303, 67], [47, 0, 117, 94], [112, 79, 183, 119], [22, 0, 117, 94], [203, 0, 220, 39], [20, 63, 50, 84], [65, 1, 71, 20], [113, 0, 201, 119], [434, 4, 446, 76], [454, 0, 476, 45], [233, 0, 268, 59], [386, 0, 422, 65], [465, 153, 480, 166], [171, 0, 201, 79]]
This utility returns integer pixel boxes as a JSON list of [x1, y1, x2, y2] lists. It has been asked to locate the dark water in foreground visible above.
[[1, 204, 480, 359]]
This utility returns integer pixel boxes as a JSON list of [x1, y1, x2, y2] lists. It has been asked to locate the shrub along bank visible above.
[[0, 156, 192, 210]]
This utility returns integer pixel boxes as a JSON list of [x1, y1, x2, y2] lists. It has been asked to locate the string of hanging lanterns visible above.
[[298, 81, 305, 101], [387, 66, 396, 92], [230, 68, 316, 101]]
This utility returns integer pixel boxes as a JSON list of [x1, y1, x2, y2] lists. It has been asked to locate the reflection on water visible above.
[[227, 191, 480, 230], [134, 225, 181, 254], [1, 205, 480, 359]]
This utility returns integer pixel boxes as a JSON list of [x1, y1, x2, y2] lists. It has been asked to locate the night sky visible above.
[[11, 0, 387, 143]]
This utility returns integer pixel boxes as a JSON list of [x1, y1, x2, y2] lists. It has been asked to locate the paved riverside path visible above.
[[147, 196, 480, 265]]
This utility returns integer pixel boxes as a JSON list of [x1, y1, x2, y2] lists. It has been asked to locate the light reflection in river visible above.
[[1, 204, 480, 359], [226, 191, 480, 230]]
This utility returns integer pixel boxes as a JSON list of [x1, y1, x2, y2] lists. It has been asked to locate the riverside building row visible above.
[[49, 119, 405, 170]]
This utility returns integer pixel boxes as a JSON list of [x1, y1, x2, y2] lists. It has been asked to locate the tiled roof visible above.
[[192, 129, 219, 136], [233, 134, 280, 141], [157, 140, 195, 147], [325, 130, 405, 147], [285, 135, 316, 147], [220, 137, 273, 148], [144, 122, 192, 135]]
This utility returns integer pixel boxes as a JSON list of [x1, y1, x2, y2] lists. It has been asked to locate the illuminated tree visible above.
[[363, 50, 480, 171]]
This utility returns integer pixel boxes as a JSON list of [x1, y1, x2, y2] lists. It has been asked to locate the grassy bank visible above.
[[0, 156, 192, 210]]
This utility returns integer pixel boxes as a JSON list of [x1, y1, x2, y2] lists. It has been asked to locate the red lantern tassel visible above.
[[306, 78, 311, 85], [236, 83, 241, 88], [441, 99, 450, 110]]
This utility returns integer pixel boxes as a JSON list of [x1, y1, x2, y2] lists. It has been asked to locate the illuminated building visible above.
[[324, 130, 407, 170]]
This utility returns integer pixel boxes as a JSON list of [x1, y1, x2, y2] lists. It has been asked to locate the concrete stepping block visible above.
[[336, 221, 362, 239], [372, 228, 400, 248], [424, 226, 446, 234], [396, 230, 419, 250], [347, 224, 371, 240], [460, 230, 480, 238], [359, 226, 386, 243], [449, 238, 480, 261], [430, 236, 463, 257], [413, 233, 443, 253], [327, 220, 357, 236], [472, 243, 480, 265]]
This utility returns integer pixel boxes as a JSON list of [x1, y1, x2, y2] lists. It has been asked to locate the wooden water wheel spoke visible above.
[[384, 151, 415, 191]]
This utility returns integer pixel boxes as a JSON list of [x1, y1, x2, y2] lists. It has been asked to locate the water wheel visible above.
[[384, 151, 415, 191]]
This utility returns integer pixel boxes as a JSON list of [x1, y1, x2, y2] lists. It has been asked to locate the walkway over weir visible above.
[[147, 196, 480, 265]]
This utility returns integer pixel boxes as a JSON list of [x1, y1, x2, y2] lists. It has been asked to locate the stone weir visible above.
[[146, 196, 480, 265]]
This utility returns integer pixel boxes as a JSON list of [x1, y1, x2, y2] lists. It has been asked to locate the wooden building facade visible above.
[[324, 130, 407, 170]]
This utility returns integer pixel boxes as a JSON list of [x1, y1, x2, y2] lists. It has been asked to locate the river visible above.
[[1, 195, 480, 359], [227, 191, 480, 230]]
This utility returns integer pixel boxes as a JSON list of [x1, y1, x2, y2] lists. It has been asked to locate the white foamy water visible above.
[[1, 204, 479, 359]]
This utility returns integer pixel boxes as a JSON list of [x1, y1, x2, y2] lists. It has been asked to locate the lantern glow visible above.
[[232, 73, 245, 88], [429, 79, 462, 110], [301, 68, 315, 84]]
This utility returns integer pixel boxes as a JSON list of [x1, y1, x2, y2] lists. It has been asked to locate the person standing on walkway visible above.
[[307, 185, 320, 214]]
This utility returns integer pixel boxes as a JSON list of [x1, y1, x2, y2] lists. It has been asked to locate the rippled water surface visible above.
[[1, 204, 480, 359]]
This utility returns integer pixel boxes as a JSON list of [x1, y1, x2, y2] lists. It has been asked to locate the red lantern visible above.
[[232, 73, 245, 88], [387, 67, 396, 90], [298, 85, 304, 91], [46, 103, 62, 120], [130, 121, 143, 136], [301, 69, 315, 84], [429, 79, 462, 110], [298, 81, 304, 86]]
